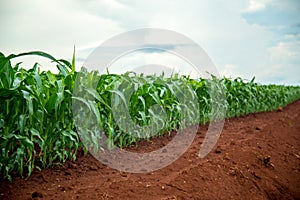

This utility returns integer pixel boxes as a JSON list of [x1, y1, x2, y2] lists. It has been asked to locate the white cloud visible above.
[[254, 41, 300, 85], [243, 0, 272, 13], [269, 41, 300, 62], [0, 0, 123, 70], [100, 0, 127, 10], [284, 33, 300, 39]]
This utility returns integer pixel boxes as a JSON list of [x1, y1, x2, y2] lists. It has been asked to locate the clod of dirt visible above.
[[64, 170, 72, 176], [215, 146, 222, 154], [230, 140, 235, 145], [89, 165, 98, 171], [32, 191, 43, 199], [261, 155, 275, 169], [277, 106, 283, 112], [120, 173, 128, 177], [223, 153, 230, 160], [263, 156, 271, 166], [59, 185, 66, 192], [68, 162, 77, 169], [250, 171, 262, 179], [255, 126, 262, 130]]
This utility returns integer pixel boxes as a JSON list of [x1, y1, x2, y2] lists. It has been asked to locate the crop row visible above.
[[1, 51, 300, 180]]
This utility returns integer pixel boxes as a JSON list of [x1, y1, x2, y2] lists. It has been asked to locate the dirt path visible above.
[[1, 100, 300, 200]]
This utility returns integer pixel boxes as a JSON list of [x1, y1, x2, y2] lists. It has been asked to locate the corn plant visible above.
[[0, 51, 79, 181]]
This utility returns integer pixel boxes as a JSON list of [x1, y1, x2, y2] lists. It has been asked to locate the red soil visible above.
[[1, 100, 300, 200]]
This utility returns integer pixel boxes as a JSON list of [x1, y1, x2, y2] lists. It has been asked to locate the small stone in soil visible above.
[[64, 171, 71, 176], [32, 191, 43, 198], [89, 165, 98, 171], [215, 147, 222, 154], [255, 126, 262, 130], [263, 156, 271, 166]]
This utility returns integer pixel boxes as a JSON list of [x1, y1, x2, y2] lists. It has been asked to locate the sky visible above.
[[0, 0, 299, 85]]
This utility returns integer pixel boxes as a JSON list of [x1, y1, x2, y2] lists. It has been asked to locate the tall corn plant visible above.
[[73, 70, 200, 150], [0, 51, 79, 181], [221, 77, 300, 117], [73, 68, 300, 152]]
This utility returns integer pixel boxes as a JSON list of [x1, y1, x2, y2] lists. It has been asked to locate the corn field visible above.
[[1, 51, 300, 181]]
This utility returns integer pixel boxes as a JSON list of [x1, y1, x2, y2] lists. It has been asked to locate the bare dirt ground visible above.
[[1, 100, 300, 200]]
